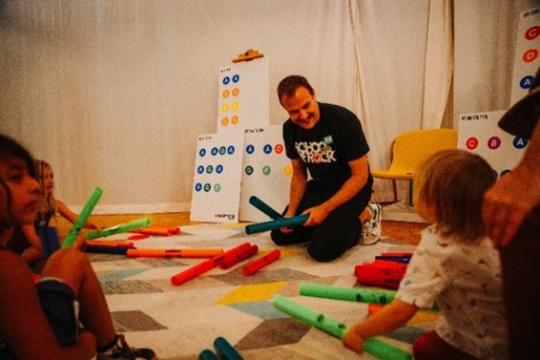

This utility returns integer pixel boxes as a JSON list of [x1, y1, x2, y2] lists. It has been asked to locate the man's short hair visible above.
[[277, 75, 314, 103]]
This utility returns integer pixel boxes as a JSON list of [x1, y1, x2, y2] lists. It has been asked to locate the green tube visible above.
[[363, 338, 411, 360], [272, 294, 348, 339], [249, 196, 283, 219], [86, 217, 152, 240], [245, 213, 308, 235], [272, 295, 412, 360], [62, 187, 103, 248], [299, 282, 395, 304]]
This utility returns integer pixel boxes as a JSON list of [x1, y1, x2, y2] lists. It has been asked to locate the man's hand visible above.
[[483, 166, 539, 247], [303, 205, 331, 226]]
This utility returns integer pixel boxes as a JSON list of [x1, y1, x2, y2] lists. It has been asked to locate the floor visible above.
[[56, 212, 427, 247]]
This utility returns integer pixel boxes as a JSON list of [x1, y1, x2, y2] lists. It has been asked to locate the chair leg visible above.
[[407, 180, 413, 206]]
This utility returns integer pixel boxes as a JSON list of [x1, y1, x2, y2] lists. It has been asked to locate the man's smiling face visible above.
[[281, 86, 320, 130]]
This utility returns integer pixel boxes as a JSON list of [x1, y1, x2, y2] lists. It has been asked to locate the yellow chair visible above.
[[371, 128, 458, 204]]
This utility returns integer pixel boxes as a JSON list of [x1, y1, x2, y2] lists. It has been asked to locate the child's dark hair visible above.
[[277, 75, 314, 104], [0, 134, 36, 179], [414, 149, 497, 242], [0, 134, 36, 222]]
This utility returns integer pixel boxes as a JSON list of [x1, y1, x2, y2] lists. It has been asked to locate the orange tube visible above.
[[126, 248, 224, 258]]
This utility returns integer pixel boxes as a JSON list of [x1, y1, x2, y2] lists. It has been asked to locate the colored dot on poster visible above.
[[222, 103, 230, 112], [214, 184, 222, 192], [487, 136, 501, 150], [197, 165, 205, 174], [211, 147, 219, 156], [513, 137, 528, 149], [232, 74, 240, 83], [232, 102, 240, 111], [219, 146, 226, 155], [245, 165, 254, 175], [232, 88, 240, 96], [199, 148, 206, 157], [522, 49, 539, 63], [263, 144, 272, 154], [520, 75, 535, 89], [216, 164, 224, 174], [525, 25, 540, 40], [246, 144, 255, 154], [203, 183, 211, 192], [466, 137, 478, 150], [195, 183, 202, 192], [231, 115, 239, 124], [500, 169, 511, 177], [206, 165, 214, 174], [274, 144, 284, 154], [283, 164, 293, 176], [222, 76, 231, 85], [221, 117, 229, 126], [227, 145, 235, 155], [262, 165, 271, 175], [222, 89, 230, 98]]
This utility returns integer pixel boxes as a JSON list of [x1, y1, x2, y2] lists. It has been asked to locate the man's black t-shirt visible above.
[[283, 102, 371, 191]]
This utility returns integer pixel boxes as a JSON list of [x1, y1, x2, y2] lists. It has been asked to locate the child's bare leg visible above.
[[41, 248, 116, 347]]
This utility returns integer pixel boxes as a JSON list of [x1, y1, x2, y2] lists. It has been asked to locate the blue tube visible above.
[[245, 213, 309, 234]]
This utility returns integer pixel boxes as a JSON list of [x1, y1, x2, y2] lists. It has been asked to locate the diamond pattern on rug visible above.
[[100, 269, 149, 283], [229, 301, 285, 320], [102, 280, 163, 295], [235, 318, 310, 350], [210, 267, 320, 286], [112, 310, 167, 332], [217, 282, 287, 305], [134, 258, 187, 267], [87, 253, 123, 262]]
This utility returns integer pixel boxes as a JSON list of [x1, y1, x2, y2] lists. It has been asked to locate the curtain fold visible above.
[[0, 0, 523, 210]]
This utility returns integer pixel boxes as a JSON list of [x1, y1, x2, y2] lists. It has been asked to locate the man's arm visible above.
[[483, 121, 540, 246], [304, 155, 369, 226]]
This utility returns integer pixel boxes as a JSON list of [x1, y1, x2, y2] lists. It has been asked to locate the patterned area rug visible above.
[[89, 224, 437, 359]]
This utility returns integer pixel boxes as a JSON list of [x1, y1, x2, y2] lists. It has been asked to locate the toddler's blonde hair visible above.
[[414, 149, 496, 243]]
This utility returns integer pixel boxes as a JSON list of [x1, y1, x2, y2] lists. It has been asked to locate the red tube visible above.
[[242, 249, 281, 276], [219, 243, 258, 269]]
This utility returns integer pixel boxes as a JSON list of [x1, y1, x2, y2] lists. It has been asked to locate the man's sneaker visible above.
[[97, 334, 157, 360], [359, 203, 382, 245]]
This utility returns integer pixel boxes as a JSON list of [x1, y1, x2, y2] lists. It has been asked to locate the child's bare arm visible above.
[[0, 251, 96, 359], [56, 200, 100, 230], [20, 224, 43, 262], [343, 299, 418, 353]]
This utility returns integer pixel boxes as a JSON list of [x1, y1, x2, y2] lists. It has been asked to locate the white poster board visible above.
[[239, 125, 291, 222], [190, 131, 245, 223], [216, 57, 269, 132], [458, 110, 528, 176], [510, 7, 540, 105]]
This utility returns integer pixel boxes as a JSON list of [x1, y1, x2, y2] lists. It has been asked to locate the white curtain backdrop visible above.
[[348, 0, 453, 201], [0, 0, 356, 213], [0, 0, 534, 212]]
